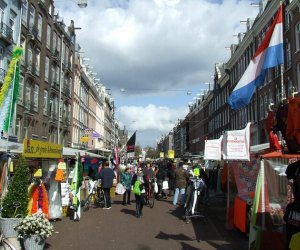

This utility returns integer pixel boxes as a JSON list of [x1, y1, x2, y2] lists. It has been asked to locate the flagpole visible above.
[[5, 2, 23, 152], [5, 63, 17, 152]]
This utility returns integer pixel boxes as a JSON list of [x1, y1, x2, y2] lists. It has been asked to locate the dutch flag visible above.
[[228, 5, 284, 110]]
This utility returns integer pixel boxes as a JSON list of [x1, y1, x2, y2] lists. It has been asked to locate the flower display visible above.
[[14, 213, 54, 238]]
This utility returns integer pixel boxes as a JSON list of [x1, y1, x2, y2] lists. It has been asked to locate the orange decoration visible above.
[[55, 169, 64, 181]]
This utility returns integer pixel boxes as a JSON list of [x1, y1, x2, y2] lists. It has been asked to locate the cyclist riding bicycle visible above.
[[184, 165, 206, 223]]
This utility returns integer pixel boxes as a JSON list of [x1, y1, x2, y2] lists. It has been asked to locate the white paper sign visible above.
[[204, 136, 223, 160], [61, 183, 71, 206], [223, 122, 251, 161]]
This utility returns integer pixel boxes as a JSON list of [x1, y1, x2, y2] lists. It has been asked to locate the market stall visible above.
[[248, 152, 300, 250]]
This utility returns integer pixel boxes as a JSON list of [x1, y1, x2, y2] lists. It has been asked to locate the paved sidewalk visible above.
[[46, 192, 248, 250]]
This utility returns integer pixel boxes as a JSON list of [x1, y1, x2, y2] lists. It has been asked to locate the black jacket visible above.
[[99, 167, 115, 188]]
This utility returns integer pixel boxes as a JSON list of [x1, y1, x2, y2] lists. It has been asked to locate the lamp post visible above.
[[57, 34, 64, 145]]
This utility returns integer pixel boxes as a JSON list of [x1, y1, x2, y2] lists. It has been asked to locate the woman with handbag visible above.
[[120, 167, 132, 205], [131, 167, 147, 218]]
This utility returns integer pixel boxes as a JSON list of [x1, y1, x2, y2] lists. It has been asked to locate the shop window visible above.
[[18, 75, 24, 104], [295, 22, 300, 52], [45, 57, 49, 82], [43, 90, 48, 115], [15, 116, 21, 142], [33, 84, 39, 112], [286, 40, 291, 69], [22, 0, 28, 26], [297, 63, 300, 92], [29, 4, 35, 28], [37, 14, 42, 41], [46, 24, 51, 49]]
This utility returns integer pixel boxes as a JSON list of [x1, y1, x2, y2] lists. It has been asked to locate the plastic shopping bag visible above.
[[154, 182, 158, 193], [162, 180, 169, 190], [116, 183, 126, 195]]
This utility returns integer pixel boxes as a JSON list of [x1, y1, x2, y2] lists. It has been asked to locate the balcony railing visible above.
[[51, 48, 59, 60], [28, 25, 39, 41], [50, 81, 59, 91], [23, 100, 37, 114], [62, 116, 71, 126], [48, 111, 58, 122], [63, 86, 71, 97], [0, 22, 13, 45], [26, 63, 36, 76], [38, 0, 48, 13]]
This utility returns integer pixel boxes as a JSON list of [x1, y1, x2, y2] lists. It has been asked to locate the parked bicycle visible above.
[[0, 202, 22, 250], [81, 179, 106, 211], [145, 178, 156, 208], [184, 176, 206, 224]]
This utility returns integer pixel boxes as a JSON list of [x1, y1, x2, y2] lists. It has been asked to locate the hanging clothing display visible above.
[[276, 101, 300, 153], [266, 110, 275, 133], [47, 162, 62, 220], [286, 97, 300, 148], [28, 182, 49, 217]]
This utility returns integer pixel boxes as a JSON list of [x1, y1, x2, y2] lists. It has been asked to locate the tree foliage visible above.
[[134, 145, 142, 158], [146, 147, 159, 159], [2, 157, 30, 218]]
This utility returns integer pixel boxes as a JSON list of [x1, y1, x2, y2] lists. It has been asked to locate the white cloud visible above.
[[55, 0, 259, 146], [57, 0, 258, 90], [118, 104, 188, 132]]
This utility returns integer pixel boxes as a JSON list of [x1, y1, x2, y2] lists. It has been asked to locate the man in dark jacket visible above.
[[99, 161, 115, 209], [172, 161, 188, 206]]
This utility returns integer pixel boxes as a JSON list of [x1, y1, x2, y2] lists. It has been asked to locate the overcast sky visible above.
[[55, 0, 258, 148]]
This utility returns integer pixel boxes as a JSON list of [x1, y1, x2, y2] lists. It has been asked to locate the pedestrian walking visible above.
[[131, 167, 147, 218], [120, 167, 132, 205], [99, 161, 115, 209], [167, 162, 176, 196], [155, 163, 167, 199], [172, 161, 188, 206]]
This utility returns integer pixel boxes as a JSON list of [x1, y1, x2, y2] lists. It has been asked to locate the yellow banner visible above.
[[58, 162, 66, 170], [34, 168, 43, 177], [23, 139, 62, 158], [160, 152, 164, 158], [80, 136, 89, 142], [168, 150, 174, 159]]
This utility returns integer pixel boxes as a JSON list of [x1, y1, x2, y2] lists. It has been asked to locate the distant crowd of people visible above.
[[94, 158, 209, 219]]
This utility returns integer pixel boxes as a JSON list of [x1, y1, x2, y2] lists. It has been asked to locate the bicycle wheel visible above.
[[1, 237, 17, 250], [185, 192, 194, 224], [82, 193, 93, 212], [98, 190, 106, 208]]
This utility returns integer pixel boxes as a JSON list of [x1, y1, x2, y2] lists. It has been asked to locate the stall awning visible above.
[[250, 143, 269, 153], [0, 139, 22, 153], [63, 147, 104, 158]]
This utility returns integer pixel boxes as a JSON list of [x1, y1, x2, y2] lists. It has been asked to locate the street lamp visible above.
[[77, 0, 88, 8], [57, 34, 64, 145]]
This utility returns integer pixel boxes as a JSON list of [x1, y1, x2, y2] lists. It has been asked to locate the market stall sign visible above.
[[58, 162, 66, 170], [80, 136, 89, 142], [23, 139, 62, 158], [160, 152, 164, 158], [34, 168, 42, 177], [168, 150, 174, 159], [84, 128, 93, 135]]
